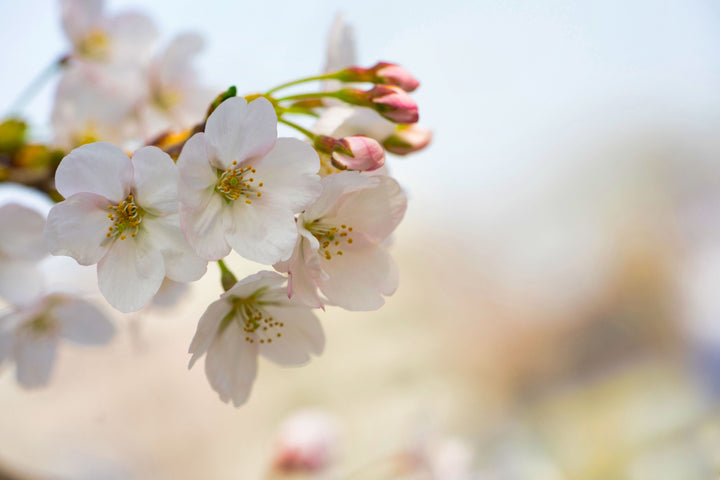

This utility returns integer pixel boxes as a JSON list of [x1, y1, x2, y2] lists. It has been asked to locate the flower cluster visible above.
[[1, 4, 430, 406]]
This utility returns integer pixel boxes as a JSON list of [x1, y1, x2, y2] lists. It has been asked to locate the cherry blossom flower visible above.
[[0, 293, 114, 388], [188, 271, 324, 407], [271, 410, 340, 474], [275, 172, 406, 310], [61, 0, 157, 67], [177, 97, 321, 263], [52, 67, 140, 150], [0, 204, 48, 305], [45, 142, 207, 312], [139, 33, 215, 139]]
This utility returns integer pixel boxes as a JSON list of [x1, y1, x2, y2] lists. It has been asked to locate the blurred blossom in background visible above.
[[1, 0, 720, 479]]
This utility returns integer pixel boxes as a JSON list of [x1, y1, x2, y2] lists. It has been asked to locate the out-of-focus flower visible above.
[[52, 67, 140, 150], [275, 172, 406, 310], [0, 293, 114, 388], [271, 409, 340, 474], [188, 271, 324, 407], [177, 97, 321, 263], [0, 204, 48, 305], [45, 143, 207, 312], [383, 124, 433, 156], [139, 33, 215, 139], [323, 14, 356, 94], [61, 0, 157, 66]]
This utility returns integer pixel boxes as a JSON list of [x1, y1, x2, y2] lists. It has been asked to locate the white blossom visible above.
[[188, 271, 324, 407], [177, 97, 321, 264], [0, 293, 114, 388], [275, 172, 406, 310], [45, 142, 207, 312], [139, 33, 215, 139]]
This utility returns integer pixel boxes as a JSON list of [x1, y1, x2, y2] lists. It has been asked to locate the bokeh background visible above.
[[1, 0, 720, 478]]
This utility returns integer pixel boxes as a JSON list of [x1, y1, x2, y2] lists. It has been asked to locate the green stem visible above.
[[274, 91, 338, 103], [276, 106, 320, 118], [6, 55, 68, 116], [217, 259, 238, 291], [278, 118, 316, 141], [265, 73, 339, 95]]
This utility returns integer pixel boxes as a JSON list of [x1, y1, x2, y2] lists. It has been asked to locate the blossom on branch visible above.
[[188, 271, 324, 407], [275, 172, 407, 310], [45, 142, 207, 312], [177, 97, 321, 264]]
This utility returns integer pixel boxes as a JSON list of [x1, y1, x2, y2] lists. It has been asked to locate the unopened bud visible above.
[[271, 410, 339, 474], [383, 124, 432, 155], [366, 86, 419, 124], [314, 135, 385, 172], [332, 136, 385, 171], [337, 62, 419, 92]]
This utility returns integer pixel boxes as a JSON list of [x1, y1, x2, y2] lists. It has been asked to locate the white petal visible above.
[[131, 146, 178, 214], [226, 201, 298, 264], [329, 175, 407, 242], [143, 214, 207, 282], [55, 142, 133, 202], [205, 97, 277, 168], [177, 132, 219, 206], [0, 259, 44, 306], [318, 236, 398, 311], [180, 191, 232, 261], [223, 270, 287, 299], [45, 192, 113, 265], [258, 305, 324, 366], [255, 138, 321, 212], [188, 297, 231, 368], [61, 0, 103, 43], [325, 13, 356, 73], [304, 172, 378, 222], [152, 278, 190, 307], [276, 234, 325, 309], [156, 33, 204, 86], [14, 333, 57, 389], [104, 12, 158, 64], [314, 106, 395, 141], [97, 234, 165, 312], [0, 203, 47, 260], [205, 322, 258, 407], [54, 297, 115, 345]]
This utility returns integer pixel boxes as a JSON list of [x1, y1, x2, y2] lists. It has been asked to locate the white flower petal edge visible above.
[[188, 271, 325, 407], [0, 293, 115, 389], [0, 204, 48, 304], [46, 143, 207, 312], [178, 98, 321, 264], [276, 172, 407, 311]]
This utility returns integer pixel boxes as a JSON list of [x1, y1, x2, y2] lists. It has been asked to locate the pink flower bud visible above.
[[383, 124, 433, 155], [332, 135, 386, 171], [367, 85, 419, 124], [372, 62, 420, 92], [271, 411, 339, 474]]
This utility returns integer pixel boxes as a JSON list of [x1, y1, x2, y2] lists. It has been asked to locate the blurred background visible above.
[[1, 0, 720, 478]]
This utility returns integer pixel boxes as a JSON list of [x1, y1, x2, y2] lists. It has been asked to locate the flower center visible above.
[[224, 294, 285, 345], [77, 29, 112, 61], [305, 220, 354, 260], [215, 162, 263, 203], [152, 87, 183, 111], [106, 194, 143, 241]]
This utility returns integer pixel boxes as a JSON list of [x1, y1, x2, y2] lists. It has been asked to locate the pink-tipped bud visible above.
[[333, 136, 386, 171], [383, 124, 433, 155], [367, 85, 419, 124], [373, 62, 420, 92], [337, 62, 420, 92]]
